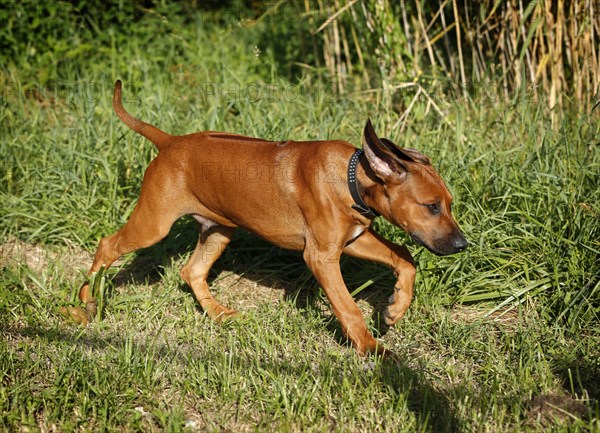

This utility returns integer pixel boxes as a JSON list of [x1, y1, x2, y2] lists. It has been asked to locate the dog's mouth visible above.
[[410, 233, 428, 248], [410, 233, 468, 256], [410, 234, 443, 255]]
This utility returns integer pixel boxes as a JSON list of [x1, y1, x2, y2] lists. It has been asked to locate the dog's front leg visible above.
[[343, 228, 416, 326], [303, 243, 383, 355]]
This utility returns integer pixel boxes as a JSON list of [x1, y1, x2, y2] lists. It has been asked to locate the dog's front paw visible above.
[[209, 305, 239, 323], [384, 304, 406, 326], [385, 288, 412, 326], [214, 309, 238, 323]]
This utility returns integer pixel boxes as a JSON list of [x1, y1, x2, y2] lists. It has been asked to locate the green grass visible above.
[[1, 4, 599, 433]]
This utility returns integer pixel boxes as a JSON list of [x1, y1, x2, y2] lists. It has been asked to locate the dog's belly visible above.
[[192, 212, 305, 250], [230, 204, 307, 250], [250, 228, 305, 250]]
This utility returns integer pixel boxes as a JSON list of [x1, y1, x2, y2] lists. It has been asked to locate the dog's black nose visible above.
[[452, 234, 468, 252]]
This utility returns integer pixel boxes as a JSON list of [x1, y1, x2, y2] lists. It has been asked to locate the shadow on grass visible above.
[[553, 356, 600, 401], [108, 217, 398, 338], [85, 221, 463, 430], [380, 360, 460, 433], [92, 219, 464, 427], [4, 324, 459, 433]]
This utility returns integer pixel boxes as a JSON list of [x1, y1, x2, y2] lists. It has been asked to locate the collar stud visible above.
[[347, 149, 379, 219]]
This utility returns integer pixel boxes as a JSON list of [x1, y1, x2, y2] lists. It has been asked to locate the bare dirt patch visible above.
[[524, 393, 589, 428], [0, 237, 92, 273], [212, 271, 288, 312], [449, 303, 528, 330]]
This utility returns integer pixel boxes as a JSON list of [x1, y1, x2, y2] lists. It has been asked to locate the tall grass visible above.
[[275, 0, 599, 113]]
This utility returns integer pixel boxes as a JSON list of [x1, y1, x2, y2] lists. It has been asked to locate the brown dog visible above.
[[79, 80, 467, 355]]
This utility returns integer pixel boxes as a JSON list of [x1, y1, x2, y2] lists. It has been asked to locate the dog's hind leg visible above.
[[180, 225, 238, 322], [79, 159, 187, 306]]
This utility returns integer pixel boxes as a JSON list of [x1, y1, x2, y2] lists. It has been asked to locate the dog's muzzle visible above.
[[411, 231, 468, 256]]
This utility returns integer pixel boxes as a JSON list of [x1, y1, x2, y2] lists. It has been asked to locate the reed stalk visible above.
[[296, 0, 598, 112]]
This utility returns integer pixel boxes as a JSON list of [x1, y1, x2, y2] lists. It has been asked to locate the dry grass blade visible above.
[[416, 1, 436, 68], [299, 0, 599, 113], [312, 0, 358, 35], [452, 0, 467, 98]]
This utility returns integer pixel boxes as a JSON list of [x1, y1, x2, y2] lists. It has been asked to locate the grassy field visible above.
[[1, 4, 599, 433]]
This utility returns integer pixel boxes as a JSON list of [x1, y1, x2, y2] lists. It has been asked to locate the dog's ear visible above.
[[362, 119, 408, 181], [379, 138, 432, 165]]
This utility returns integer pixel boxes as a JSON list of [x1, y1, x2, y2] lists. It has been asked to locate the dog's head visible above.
[[362, 119, 467, 256]]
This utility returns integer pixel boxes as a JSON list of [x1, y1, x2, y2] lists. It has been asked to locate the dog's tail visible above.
[[113, 80, 172, 151]]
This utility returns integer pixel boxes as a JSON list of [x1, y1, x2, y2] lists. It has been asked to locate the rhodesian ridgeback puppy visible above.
[[79, 80, 467, 355]]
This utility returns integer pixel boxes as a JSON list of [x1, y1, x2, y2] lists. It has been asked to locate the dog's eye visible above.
[[425, 203, 440, 215]]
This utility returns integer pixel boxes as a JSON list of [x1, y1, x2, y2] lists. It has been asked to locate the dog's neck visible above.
[[347, 150, 379, 218], [348, 149, 381, 219]]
